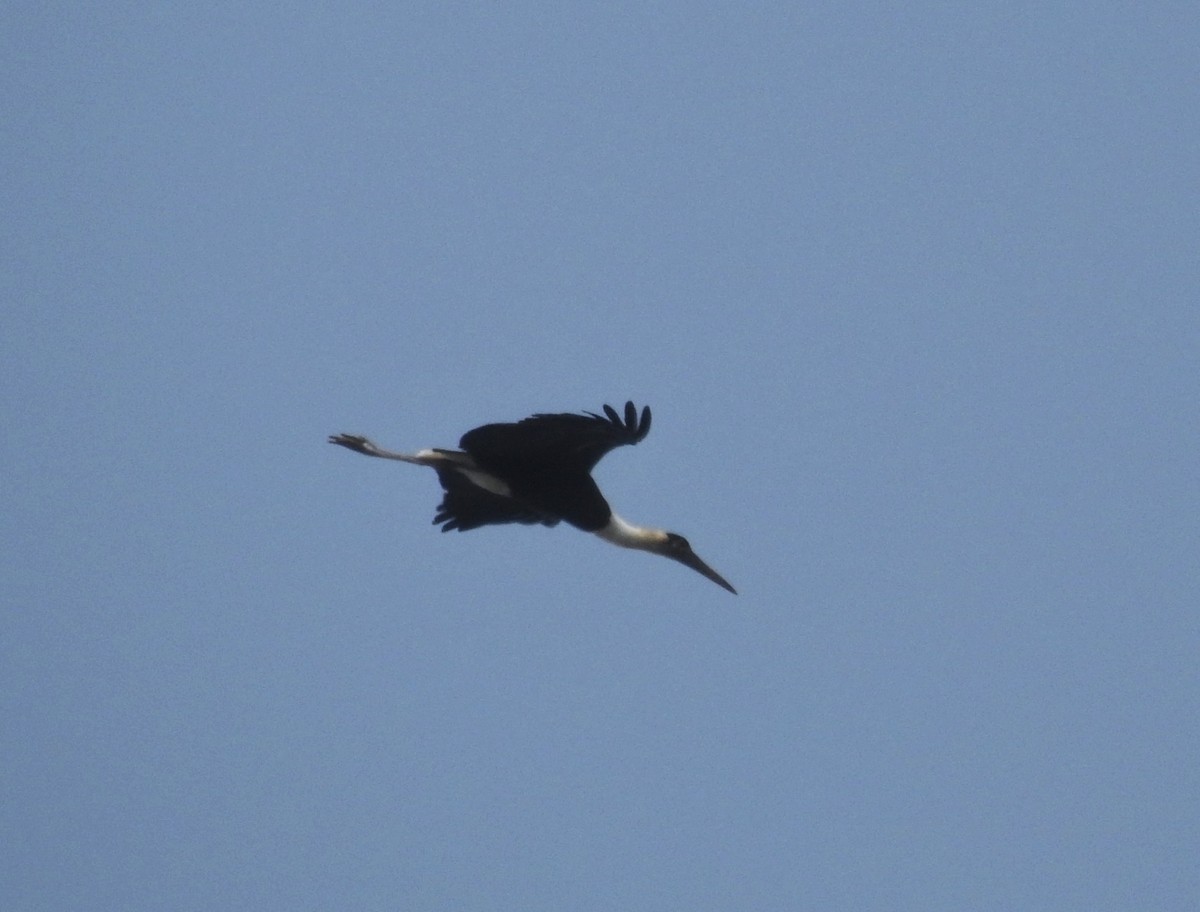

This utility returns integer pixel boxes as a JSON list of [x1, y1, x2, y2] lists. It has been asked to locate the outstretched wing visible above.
[[459, 401, 651, 475], [432, 466, 559, 532]]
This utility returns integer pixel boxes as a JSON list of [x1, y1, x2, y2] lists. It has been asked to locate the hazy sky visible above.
[[4, 3, 1197, 910]]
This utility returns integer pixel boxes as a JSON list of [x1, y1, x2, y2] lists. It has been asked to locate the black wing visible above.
[[432, 466, 559, 532], [459, 401, 651, 475]]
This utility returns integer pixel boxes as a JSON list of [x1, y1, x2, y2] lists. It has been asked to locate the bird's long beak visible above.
[[674, 548, 737, 594]]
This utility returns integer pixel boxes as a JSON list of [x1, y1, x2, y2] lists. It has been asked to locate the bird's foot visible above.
[[328, 433, 377, 456]]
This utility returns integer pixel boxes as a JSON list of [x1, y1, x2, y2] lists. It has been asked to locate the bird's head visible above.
[[659, 532, 737, 594]]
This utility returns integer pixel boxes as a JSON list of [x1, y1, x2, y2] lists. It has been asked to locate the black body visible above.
[[435, 401, 650, 533]]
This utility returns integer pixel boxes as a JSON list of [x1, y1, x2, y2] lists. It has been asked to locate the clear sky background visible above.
[[4, 3, 1197, 910]]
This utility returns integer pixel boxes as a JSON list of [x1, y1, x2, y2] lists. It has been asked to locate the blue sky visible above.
[[4, 3, 1197, 909]]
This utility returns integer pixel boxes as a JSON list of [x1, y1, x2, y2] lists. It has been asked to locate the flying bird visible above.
[[328, 401, 735, 593]]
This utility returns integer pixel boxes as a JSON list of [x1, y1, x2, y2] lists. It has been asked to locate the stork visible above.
[[328, 401, 736, 593]]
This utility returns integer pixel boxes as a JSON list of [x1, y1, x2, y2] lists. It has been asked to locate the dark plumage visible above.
[[441, 402, 650, 532], [329, 401, 734, 593]]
